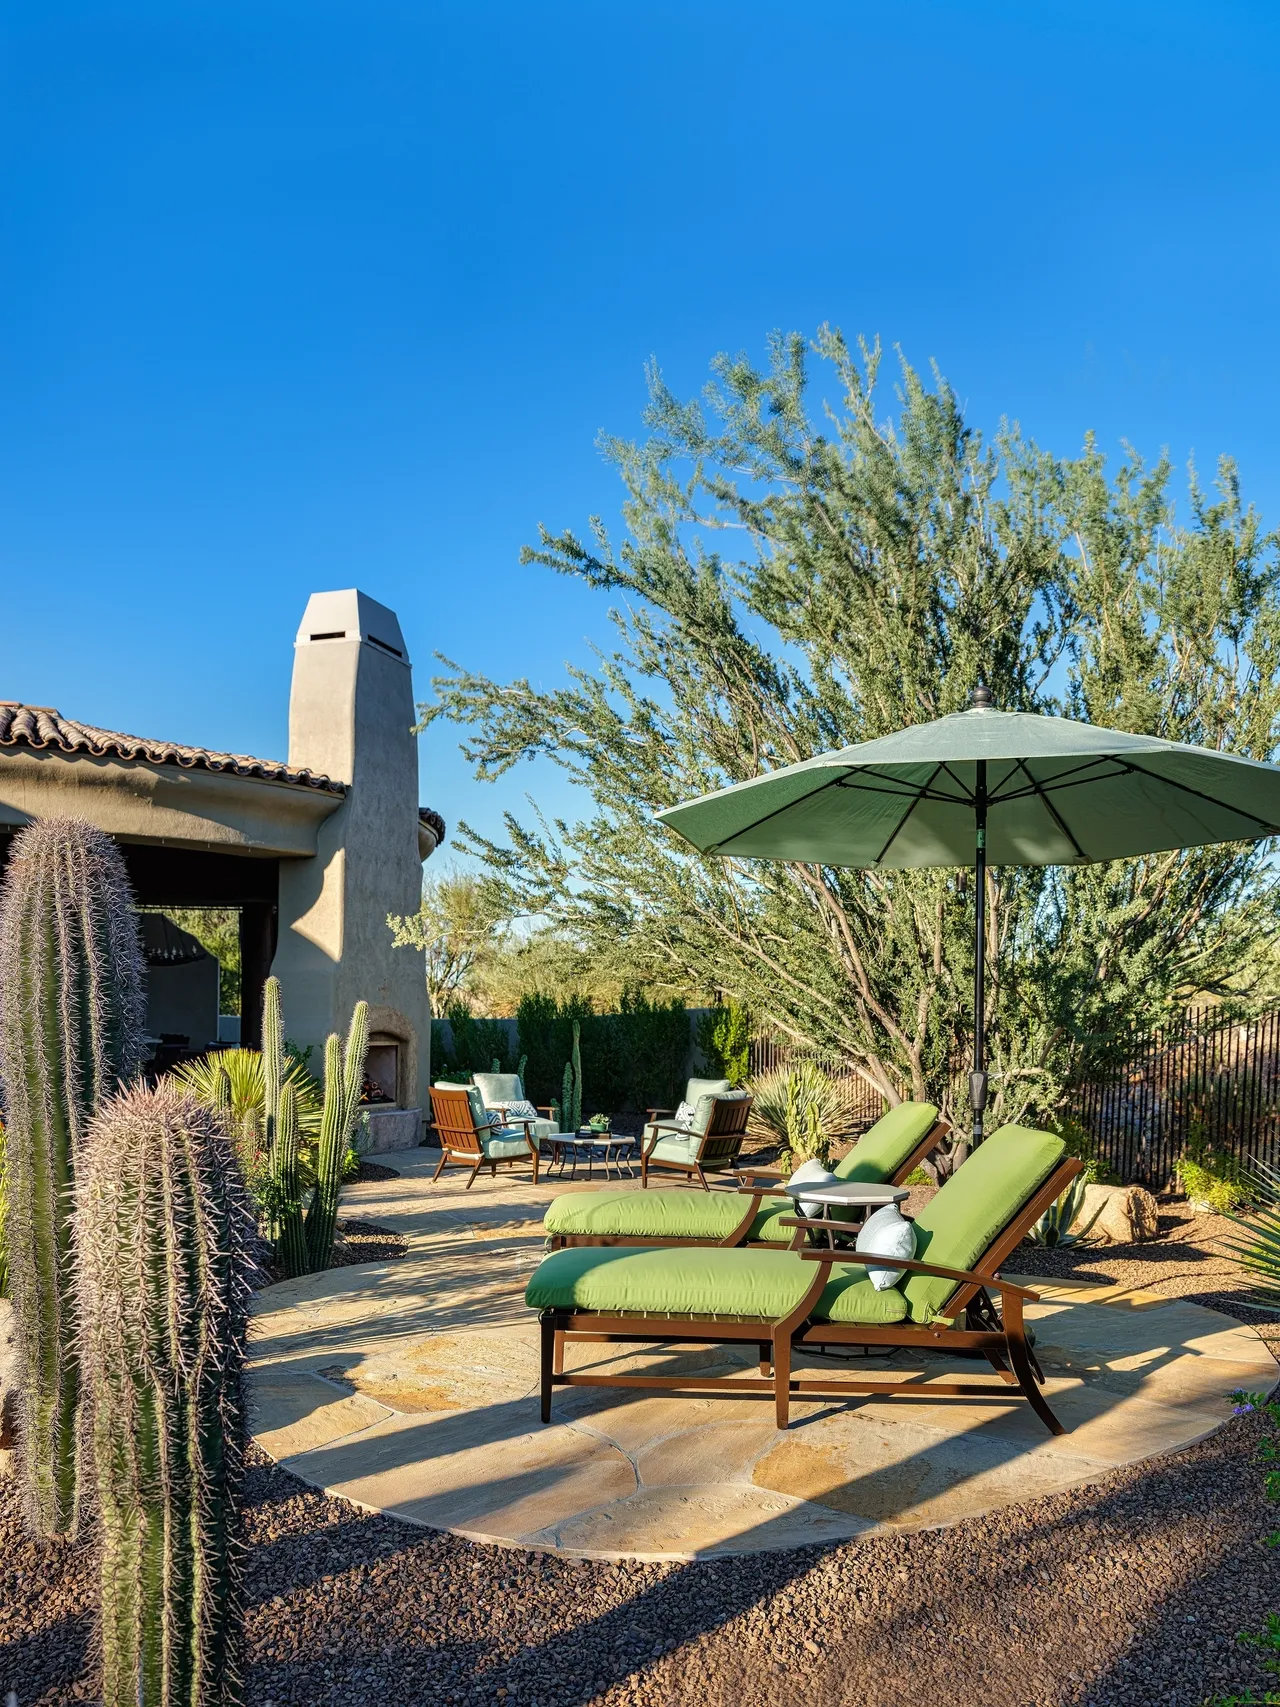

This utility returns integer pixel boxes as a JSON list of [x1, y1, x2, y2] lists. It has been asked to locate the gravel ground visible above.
[[3, 1418, 1279, 1707], [5, 1197, 1280, 1707]]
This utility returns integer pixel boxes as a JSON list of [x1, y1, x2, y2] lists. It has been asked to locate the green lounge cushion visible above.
[[545, 1190, 749, 1241], [834, 1102, 939, 1182], [526, 1245, 907, 1325], [903, 1123, 1066, 1323], [648, 1135, 696, 1164]]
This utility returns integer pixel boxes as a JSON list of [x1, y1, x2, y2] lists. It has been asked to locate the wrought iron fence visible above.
[[1071, 1004, 1280, 1188]]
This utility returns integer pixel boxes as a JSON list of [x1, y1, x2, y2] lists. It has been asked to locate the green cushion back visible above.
[[473, 1072, 524, 1107], [833, 1102, 939, 1183], [464, 1086, 490, 1131], [684, 1077, 731, 1105], [902, 1124, 1066, 1323]]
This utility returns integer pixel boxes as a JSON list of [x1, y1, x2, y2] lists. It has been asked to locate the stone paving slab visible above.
[[247, 1153, 1279, 1560]]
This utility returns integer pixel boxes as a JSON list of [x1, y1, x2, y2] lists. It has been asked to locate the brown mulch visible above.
[[352, 1159, 402, 1183], [5, 1202, 1280, 1707], [257, 1218, 409, 1286]]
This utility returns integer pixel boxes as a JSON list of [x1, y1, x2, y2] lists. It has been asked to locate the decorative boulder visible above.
[[1070, 1182, 1160, 1244]]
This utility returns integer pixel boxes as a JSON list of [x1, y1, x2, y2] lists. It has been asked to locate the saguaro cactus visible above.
[[559, 1020, 583, 1133], [304, 1001, 369, 1273], [75, 1081, 254, 1707], [260, 977, 306, 1277], [0, 816, 145, 1537]]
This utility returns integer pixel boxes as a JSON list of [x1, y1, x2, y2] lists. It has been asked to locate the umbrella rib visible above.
[[1009, 759, 1089, 860], [869, 763, 946, 864], [1119, 760, 1280, 835], [699, 771, 852, 853], [986, 756, 1129, 805]]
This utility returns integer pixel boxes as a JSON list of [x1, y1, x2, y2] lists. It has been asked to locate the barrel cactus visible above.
[[75, 1080, 255, 1707], [0, 816, 145, 1536]]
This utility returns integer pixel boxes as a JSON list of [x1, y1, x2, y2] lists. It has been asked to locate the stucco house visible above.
[[0, 589, 439, 1138]]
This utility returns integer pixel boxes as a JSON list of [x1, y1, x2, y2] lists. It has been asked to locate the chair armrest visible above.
[[736, 1165, 785, 1187], [782, 1220, 1041, 1300], [646, 1107, 675, 1120], [537, 1106, 556, 1118]]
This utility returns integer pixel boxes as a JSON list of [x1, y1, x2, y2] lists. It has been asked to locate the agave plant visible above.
[[1221, 1161, 1280, 1303], [1027, 1174, 1100, 1248], [747, 1061, 858, 1171]]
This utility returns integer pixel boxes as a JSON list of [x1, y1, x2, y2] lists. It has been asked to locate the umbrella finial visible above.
[[970, 683, 994, 711]]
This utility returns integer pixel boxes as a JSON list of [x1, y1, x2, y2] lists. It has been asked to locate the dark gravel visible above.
[[3, 1415, 1279, 1707]]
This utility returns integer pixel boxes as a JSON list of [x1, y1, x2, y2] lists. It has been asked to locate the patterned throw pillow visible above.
[[671, 1100, 698, 1132], [503, 1098, 540, 1121]]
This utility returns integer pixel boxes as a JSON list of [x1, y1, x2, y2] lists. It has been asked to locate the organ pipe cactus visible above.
[[0, 816, 145, 1537], [260, 977, 307, 1277], [75, 1081, 254, 1707], [304, 1001, 369, 1273]]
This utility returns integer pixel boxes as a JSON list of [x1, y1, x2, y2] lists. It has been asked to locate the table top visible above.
[[552, 1130, 635, 1148], [781, 1180, 909, 1207]]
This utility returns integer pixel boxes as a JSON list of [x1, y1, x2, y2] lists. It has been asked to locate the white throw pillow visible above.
[[855, 1204, 916, 1290], [671, 1100, 698, 1131], [787, 1158, 838, 1218]]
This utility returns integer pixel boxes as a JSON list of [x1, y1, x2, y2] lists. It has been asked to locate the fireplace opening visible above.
[[363, 1039, 400, 1106]]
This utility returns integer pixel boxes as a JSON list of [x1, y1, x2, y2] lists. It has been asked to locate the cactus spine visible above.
[[304, 1001, 369, 1273], [0, 817, 145, 1537], [260, 977, 306, 1278], [75, 1081, 253, 1707]]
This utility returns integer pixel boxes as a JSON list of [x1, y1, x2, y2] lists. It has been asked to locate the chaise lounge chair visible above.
[[428, 1084, 542, 1188], [527, 1123, 1081, 1433], [543, 1101, 948, 1249]]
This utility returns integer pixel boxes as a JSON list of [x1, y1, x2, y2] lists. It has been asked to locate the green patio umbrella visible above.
[[657, 686, 1280, 1142]]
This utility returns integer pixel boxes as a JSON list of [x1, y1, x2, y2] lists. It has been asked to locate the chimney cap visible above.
[[295, 590, 409, 666]]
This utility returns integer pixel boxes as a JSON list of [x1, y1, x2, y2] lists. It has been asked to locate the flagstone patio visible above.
[[247, 1151, 1279, 1561]]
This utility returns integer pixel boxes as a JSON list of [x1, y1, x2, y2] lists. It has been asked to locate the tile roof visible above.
[[0, 701, 345, 794]]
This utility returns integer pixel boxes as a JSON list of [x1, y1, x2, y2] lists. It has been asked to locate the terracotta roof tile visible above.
[[0, 701, 345, 794]]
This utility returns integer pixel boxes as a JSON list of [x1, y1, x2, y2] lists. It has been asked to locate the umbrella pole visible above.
[[971, 759, 989, 1145]]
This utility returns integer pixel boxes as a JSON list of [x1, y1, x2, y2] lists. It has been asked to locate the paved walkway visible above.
[[247, 1151, 1278, 1561]]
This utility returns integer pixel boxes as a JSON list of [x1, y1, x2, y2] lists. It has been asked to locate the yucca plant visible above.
[[746, 1061, 858, 1171], [75, 1081, 255, 1707], [1027, 1174, 1101, 1248], [1222, 1161, 1280, 1304]]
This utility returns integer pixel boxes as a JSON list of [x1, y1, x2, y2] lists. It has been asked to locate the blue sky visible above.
[[2, 1, 1279, 865]]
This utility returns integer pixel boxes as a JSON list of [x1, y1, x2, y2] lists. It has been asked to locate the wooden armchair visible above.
[[428, 1085, 540, 1189], [641, 1093, 754, 1189]]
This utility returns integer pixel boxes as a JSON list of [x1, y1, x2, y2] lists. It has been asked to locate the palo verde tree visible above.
[[425, 333, 1280, 1146]]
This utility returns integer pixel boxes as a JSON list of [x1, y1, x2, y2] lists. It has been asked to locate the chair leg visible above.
[[640, 1152, 649, 1188], [696, 1166, 710, 1192], [431, 1151, 448, 1182], [531, 1152, 540, 1185], [466, 1162, 481, 1190], [759, 1342, 772, 1377], [553, 1328, 565, 1377], [1004, 1295, 1064, 1435], [772, 1325, 792, 1429], [540, 1313, 555, 1424]]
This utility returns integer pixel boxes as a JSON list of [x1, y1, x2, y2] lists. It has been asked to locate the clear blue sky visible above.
[[3, 1, 1279, 861]]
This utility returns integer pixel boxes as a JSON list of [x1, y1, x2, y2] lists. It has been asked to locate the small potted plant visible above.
[[587, 1113, 611, 1134]]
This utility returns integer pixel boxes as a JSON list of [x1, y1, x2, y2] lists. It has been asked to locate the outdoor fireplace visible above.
[[365, 1039, 400, 1106], [355, 1023, 422, 1154]]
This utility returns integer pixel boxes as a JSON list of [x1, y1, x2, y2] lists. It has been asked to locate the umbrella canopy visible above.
[[657, 689, 1280, 1139]]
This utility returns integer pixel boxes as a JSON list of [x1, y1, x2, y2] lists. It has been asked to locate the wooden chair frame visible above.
[[537, 1157, 1082, 1433], [428, 1085, 540, 1189], [640, 1094, 754, 1190], [548, 1118, 950, 1250]]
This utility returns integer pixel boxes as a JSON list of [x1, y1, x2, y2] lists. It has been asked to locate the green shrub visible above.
[[696, 1003, 751, 1085], [1180, 1141, 1250, 1214], [1055, 1116, 1118, 1186]]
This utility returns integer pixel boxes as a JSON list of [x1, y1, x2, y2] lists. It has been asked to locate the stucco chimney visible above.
[[271, 590, 430, 1118]]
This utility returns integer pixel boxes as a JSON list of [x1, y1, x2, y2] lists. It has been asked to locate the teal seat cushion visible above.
[[903, 1124, 1066, 1323], [482, 1133, 532, 1160], [834, 1102, 939, 1183], [648, 1135, 695, 1165], [545, 1190, 748, 1241], [526, 1245, 906, 1325]]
